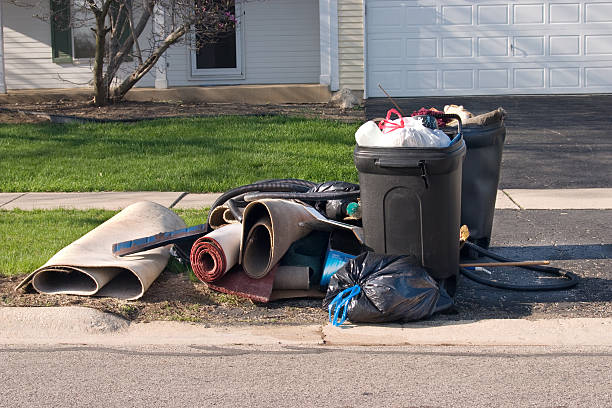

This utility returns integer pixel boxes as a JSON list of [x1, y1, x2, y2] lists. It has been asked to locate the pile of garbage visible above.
[[17, 104, 579, 325]]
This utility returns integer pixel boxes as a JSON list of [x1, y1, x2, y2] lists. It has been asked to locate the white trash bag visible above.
[[355, 109, 450, 148]]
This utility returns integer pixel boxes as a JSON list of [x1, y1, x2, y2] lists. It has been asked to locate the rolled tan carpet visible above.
[[16, 201, 186, 300], [190, 223, 241, 282], [208, 205, 235, 229], [240, 200, 314, 279], [240, 199, 364, 280]]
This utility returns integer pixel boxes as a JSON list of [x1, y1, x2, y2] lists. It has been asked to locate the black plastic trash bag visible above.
[[323, 252, 452, 325]]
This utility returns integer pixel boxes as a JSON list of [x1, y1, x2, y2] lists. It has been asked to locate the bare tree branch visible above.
[[110, 20, 191, 101], [125, 1, 143, 64]]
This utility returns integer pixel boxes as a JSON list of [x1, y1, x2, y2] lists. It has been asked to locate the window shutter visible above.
[[50, 0, 72, 63]]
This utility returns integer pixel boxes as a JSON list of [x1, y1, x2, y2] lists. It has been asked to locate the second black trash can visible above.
[[354, 138, 466, 286]]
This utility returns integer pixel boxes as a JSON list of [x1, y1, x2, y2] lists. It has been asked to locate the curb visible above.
[[2, 189, 611, 211], [1, 307, 611, 347]]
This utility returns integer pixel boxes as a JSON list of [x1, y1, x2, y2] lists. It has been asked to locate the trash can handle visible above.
[[375, 159, 421, 168], [374, 160, 429, 188], [429, 112, 463, 134]]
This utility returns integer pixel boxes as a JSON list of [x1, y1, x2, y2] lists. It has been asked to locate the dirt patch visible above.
[[0, 100, 365, 124], [1, 270, 328, 326]]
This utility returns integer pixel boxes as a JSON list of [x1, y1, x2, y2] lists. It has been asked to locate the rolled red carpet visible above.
[[190, 223, 241, 282]]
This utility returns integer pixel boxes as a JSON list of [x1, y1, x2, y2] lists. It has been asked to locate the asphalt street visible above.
[[452, 209, 612, 320], [366, 94, 612, 189], [1, 344, 610, 408]]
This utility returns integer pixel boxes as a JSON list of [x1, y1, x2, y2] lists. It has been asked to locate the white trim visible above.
[[190, 1, 245, 80], [153, 3, 168, 88], [319, 0, 339, 89], [0, 1, 6, 93], [330, 0, 339, 91], [319, 0, 331, 86], [362, 0, 367, 99]]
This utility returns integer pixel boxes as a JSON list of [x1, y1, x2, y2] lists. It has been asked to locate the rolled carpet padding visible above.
[[16, 201, 186, 300], [208, 205, 231, 230], [240, 200, 314, 279], [190, 223, 242, 282], [240, 199, 365, 280], [208, 205, 240, 230]]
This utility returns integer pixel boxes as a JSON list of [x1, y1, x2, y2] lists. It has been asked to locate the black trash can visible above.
[[444, 109, 506, 256], [354, 138, 466, 285]]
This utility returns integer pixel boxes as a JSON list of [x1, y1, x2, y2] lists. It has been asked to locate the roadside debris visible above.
[[15, 104, 580, 326], [190, 223, 241, 282], [16, 201, 186, 300], [325, 252, 453, 325], [330, 87, 361, 110]]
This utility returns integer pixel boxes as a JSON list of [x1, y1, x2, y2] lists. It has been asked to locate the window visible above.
[[71, 1, 96, 59], [50, 0, 73, 62], [195, 27, 236, 69], [50, 0, 131, 63], [191, 0, 243, 78]]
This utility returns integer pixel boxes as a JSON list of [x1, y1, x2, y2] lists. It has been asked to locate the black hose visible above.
[[243, 190, 361, 202], [225, 197, 244, 223], [207, 178, 317, 225], [460, 241, 580, 291]]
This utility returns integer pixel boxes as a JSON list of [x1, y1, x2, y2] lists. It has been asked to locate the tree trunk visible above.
[[109, 23, 189, 102], [93, 14, 108, 106]]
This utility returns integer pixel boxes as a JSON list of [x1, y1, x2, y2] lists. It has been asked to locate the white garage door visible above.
[[366, 0, 612, 96]]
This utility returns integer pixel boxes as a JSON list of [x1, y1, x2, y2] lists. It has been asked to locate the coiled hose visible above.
[[206, 179, 359, 229], [460, 241, 579, 291]]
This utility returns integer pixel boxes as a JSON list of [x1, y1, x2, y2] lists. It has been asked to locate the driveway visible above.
[[366, 94, 612, 189]]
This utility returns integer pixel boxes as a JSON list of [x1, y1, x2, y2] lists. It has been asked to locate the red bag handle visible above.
[[378, 108, 405, 133]]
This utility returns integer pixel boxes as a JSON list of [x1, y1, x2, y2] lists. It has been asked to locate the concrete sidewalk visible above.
[[1, 188, 611, 211], [1, 307, 611, 347]]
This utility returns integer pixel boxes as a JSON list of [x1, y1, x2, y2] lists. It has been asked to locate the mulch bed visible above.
[[0, 100, 365, 124], [0, 271, 329, 325]]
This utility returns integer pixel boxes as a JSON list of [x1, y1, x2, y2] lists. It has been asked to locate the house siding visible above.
[[2, 0, 319, 90], [3, 2, 92, 89], [165, 0, 320, 87], [2, 1, 154, 90], [337, 0, 363, 91]]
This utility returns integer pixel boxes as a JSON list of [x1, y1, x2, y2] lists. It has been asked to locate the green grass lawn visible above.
[[0, 209, 207, 277], [0, 116, 360, 192]]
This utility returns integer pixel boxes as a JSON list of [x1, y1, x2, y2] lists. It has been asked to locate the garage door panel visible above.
[[550, 67, 581, 87], [513, 36, 545, 57], [585, 3, 612, 22], [585, 67, 612, 87], [369, 39, 403, 59], [367, 4, 403, 28], [366, 0, 612, 95], [549, 3, 580, 23], [550, 36, 580, 55], [443, 69, 474, 89], [406, 38, 438, 57], [478, 69, 510, 89], [585, 35, 612, 55], [479, 37, 509, 57], [478, 5, 510, 25], [513, 4, 545, 24], [405, 6, 438, 25], [370, 70, 405, 93], [405, 70, 438, 90], [514, 68, 546, 88], [441, 5, 473, 25], [442, 37, 473, 57]]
